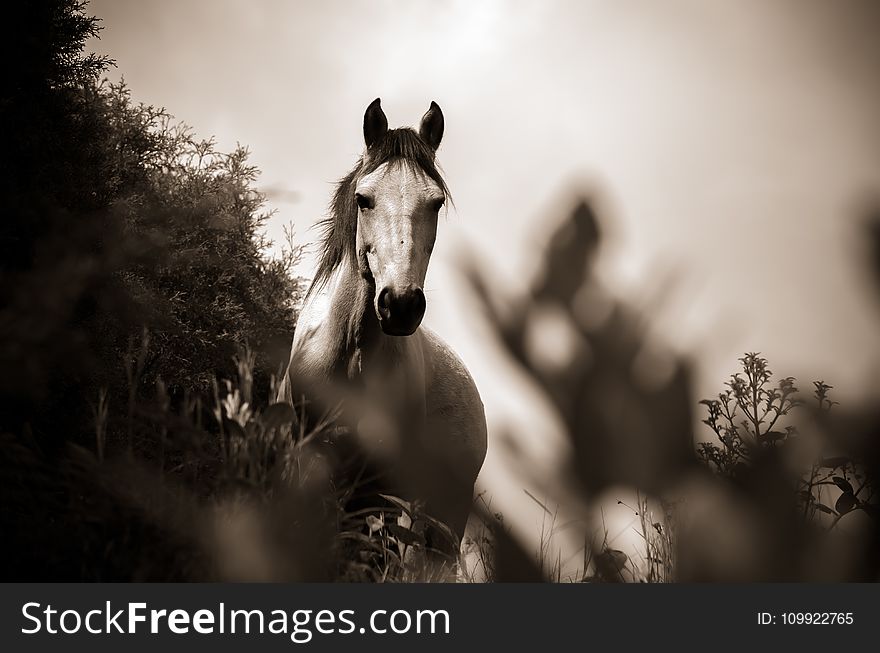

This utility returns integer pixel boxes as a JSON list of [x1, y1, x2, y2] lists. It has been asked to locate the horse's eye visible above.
[[355, 193, 374, 210], [429, 197, 445, 212]]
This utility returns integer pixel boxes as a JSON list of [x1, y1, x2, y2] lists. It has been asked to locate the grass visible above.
[[4, 309, 876, 582], [4, 327, 877, 582], [2, 335, 469, 582]]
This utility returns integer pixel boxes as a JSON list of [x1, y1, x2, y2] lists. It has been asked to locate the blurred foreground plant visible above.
[[464, 196, 880, 582]]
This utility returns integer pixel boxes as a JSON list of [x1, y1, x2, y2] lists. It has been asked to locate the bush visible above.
[[0, 0, 303, 448]]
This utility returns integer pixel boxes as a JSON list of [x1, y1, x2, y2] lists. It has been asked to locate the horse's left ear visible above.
[[419, 101, 444, 151], [364, 98, 388, 149]]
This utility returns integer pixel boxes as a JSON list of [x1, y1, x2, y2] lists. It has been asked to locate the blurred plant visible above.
[[463, 196, 694, 581], [463, 193, 880, 582]]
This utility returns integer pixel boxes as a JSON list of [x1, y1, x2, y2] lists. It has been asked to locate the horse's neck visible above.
[[305, 258, 403, 381], [295, 259, 427, 447]]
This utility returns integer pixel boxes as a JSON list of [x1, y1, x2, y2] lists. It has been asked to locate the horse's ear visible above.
[[419, 101, 444, 151], [363, 98, 388, 149]]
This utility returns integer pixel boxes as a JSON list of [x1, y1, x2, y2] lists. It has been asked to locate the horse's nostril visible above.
[[377, 287, 392, 320]]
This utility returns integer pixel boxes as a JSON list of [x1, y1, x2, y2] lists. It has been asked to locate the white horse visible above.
[[277, 99, 487, 547]]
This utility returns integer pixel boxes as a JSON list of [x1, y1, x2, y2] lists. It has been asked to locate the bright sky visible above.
[[89, 0, 880, 574]]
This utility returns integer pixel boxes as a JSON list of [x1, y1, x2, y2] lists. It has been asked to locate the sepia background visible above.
[[2, 0, 879, 581]]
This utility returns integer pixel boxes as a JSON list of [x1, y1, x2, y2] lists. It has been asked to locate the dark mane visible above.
[[310, 128, 449, 293]]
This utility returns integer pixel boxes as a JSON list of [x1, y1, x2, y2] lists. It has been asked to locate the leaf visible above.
[[385, 523, 426, 547], [595, 549, 629, 582], [759, 430, 787, 444], [832, 477, 854, 494], [420, 512, 460, 549], [261, 402, 294, 432], [379, 494, 414, 518], [814, 502, 834, 515], [365, 515, 384, 533], [337, 532, 386, 551], [601, 549, 629, 568], [345, 506, 403, 520], [835, 492, 857, 515]]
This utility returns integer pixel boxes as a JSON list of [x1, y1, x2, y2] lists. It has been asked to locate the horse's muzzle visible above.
[[376, 285, 426, 336]]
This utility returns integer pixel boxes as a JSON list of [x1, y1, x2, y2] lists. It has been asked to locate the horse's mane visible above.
[[310, 128, 449, 294]]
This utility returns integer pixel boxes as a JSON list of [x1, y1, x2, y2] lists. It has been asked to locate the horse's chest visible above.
[[351, 343, 427, 460], [360, 348, 425, 417]]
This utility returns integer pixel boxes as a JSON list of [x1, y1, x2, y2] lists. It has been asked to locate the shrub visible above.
[[699, 353, 874, 528], [0, 0, 304, 447]]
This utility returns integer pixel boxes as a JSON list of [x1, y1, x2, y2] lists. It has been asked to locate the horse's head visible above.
[[354, 99, 446, 337]]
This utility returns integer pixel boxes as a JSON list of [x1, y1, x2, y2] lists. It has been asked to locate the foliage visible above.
[[3, 340, 465, 581], [0, 0, 304, 447], [465, 192, 880, 582], [463, 197, 692, 581], [697, 353, 804, 476], [213, 349, 460, 582], [698, 354, 874, 528]]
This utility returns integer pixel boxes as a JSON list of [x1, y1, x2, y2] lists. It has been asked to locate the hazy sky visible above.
[[88, 0, 880, 567]]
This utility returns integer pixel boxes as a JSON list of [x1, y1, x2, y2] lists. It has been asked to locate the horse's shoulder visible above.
[[418, 326, 487, 476], [418, 327, 484, 414], [418, 327, 471, 382]]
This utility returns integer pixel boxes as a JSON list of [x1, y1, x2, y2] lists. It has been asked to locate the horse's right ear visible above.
[[363, 98, 388, 149], [419, 101, 444, 151]]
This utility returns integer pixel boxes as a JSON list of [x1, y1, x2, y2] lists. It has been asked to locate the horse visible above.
[[277, 99, 487, 555]]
